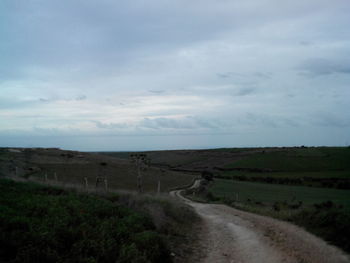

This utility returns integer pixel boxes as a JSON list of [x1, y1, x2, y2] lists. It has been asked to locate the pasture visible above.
[[210, 178, 350, 210]]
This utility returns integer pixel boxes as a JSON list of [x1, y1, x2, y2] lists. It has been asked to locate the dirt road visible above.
[[170, 182, 350, 263]]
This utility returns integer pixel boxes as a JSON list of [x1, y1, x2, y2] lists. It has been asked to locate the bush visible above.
[[291, 206, 350, 253]]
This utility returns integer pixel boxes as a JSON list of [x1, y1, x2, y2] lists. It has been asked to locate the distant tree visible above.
[[130, 154, 150, 193], [201, 170, 214, 182]]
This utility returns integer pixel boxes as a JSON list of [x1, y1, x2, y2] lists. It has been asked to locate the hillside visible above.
[[100, 147, 350, 189], [0, 148, 196, 193]]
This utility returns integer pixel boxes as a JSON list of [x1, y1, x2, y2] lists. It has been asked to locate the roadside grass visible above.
[[0, 178, 200, 263], [208, 178, 350, 253]]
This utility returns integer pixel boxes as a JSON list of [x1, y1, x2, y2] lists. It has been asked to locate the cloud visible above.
[[1, 0, 350, 149], [299, 58, 350, 76], [76, 95, 87, 101], [94, 121, 129, 129], [236, 88, 256, 96], [312, 113, 350, 128], [148, 90, 165, 94]]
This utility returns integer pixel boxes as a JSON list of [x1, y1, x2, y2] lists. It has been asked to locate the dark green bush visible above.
[[291, 205, 350, 253]]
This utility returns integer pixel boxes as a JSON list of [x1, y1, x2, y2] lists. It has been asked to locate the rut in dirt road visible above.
[[171, 186, 350, 263]]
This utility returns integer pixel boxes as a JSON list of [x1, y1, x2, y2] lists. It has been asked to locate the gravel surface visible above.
[[170, 182, 350, 263]]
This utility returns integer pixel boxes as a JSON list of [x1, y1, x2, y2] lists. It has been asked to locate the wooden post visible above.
[[54, 172, 58, 181], [84, 177, 88, 189], [158, 169, 164, 194], [137, 168, 142, 193], [104, 178, 108, 191], [157, 180, 161, 194], [44, 173, 48, 182]]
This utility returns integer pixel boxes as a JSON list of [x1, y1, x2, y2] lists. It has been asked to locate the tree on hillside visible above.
[[201, 170, 214, 182]]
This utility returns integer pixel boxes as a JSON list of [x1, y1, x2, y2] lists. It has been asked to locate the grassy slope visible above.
[[0, 148, 196, 193], [221, 170, 350, 179], [226, 147, 350, 172], [0, 179, 170, 263], [221, 147, 350, 188], [210, 179, 350, 210], [0, 178, 200, 263], [37, 162, 195, 193], [99, 151, 207, 167]]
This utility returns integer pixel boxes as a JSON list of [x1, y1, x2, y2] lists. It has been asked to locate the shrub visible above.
[[291, 206, 350, 253]]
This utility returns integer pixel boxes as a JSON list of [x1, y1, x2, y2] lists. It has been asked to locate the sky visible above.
[[1, 0, 350, 151]]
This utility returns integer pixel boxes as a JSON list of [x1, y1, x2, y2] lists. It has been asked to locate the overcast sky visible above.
[[1, 0, 350, 151]]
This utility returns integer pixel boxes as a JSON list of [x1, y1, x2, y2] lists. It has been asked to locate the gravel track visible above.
[[170, 182, 350, 263]]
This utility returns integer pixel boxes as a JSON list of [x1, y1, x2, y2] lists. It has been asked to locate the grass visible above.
[[30, 162, 196, 193], [0, 178, 200, 263], [220, 147, 350, 189], [96, 152, 131, 159], [183, 177, 350, 253], [210, 179, 350, 210], [225, 147, 350, 172], [221, 170, 350, 179], [0, 178, 171, 263], [99, 150, 209, 168], [208, 178, 350, 253], [0, 148, 196, 193], [1, 148, 198, 194]]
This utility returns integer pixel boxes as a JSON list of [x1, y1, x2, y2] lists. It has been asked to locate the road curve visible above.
[[170, 181, 350, 263]]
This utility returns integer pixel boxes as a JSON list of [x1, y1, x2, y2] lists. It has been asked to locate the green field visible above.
[[0, 148, 196, 193], [210, 179, 350, 210], [36, 162, 195, 193], [220, 147, 350, 189], [226, 147, 350, 172], [221, 170, 350, 179], [209, 178, 350, 253]]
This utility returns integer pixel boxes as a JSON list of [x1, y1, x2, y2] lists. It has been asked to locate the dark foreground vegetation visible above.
[[291, 203, 350, 253], [0, 179, 199, 263]]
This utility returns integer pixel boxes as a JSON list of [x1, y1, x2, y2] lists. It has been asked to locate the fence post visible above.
[[157, 180, 161, 194], [104, 178, 108, 191], [84, 177, 88, 189]]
